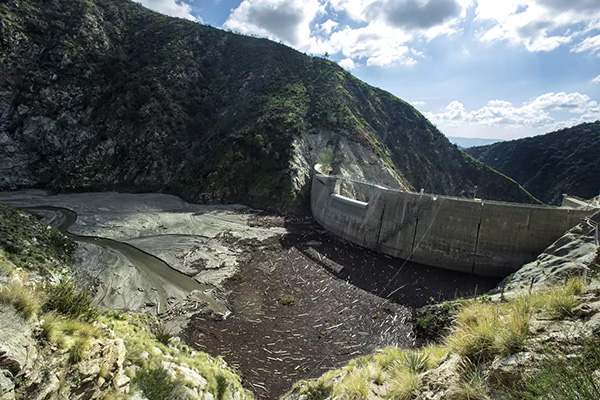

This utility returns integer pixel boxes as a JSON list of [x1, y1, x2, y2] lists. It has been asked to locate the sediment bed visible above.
[[0, 190, 500, 398]]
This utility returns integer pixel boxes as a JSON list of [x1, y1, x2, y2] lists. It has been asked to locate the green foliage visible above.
[[0, 251, 15, 276], [153, 324, 172, 346], [41, 314, 101, 350], [399, 351, 429, 373], [69, 337, 89, 364], [133, 366, 188, 400], [0, 204, 76, 272], [508, 337, 600, 400], [42, 278, 98, 321], [278, 294, 296, 306], [448, 358, 490, 400], [466, 121, 600, 204], [99, 311, 250, 397]]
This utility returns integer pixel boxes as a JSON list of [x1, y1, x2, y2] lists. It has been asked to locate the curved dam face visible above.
[[311, 171, 596, 277]]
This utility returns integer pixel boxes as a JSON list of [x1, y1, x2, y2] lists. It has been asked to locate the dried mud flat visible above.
[[183, 216, 501, 398]]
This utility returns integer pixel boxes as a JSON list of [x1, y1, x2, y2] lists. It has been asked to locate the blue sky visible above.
[[138, 0, 600, 140]]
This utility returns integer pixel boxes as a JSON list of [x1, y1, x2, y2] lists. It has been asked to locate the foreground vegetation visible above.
[[289, 277, 597, 399], [0, 204, 250, 400]]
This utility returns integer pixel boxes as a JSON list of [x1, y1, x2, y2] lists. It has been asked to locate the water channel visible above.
[[28, 206, 228, 314]]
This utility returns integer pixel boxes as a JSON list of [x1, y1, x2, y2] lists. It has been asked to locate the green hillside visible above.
[[466, 122, 600, 205], [0, 0, 536, 210]]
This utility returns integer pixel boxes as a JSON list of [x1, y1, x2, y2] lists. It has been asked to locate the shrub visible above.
[[539, 288, 579, 319], [386, 369, 421, 400], [399, 351, 429, 373], [332, 368, 370, 400], [134, 366, 188, 400], [69, 337, 89, 364], [42, 278, 98, 321], [509, 337, 600, 400], [564, 277, 585, 295], [448, 358, 490, 400], [153, 324, 172, 346], [278, 294, 296, 306], [0, 281, 43, 320], [447, 297, 532, 362]]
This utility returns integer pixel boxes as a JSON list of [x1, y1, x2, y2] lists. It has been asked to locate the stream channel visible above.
[[28, 206, 228, 315]]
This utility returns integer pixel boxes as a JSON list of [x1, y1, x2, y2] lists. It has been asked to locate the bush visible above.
[[331, 368, 369, 400], [0, 281, 43, 320], [153, 324, 172, 346], [42, 278, 98, 321], [278, 294, 296, 306], [447, 297, 532, 362], [448, 358, 489, 400], [134, 366, 188, 400], [508, 337, 600, 400]]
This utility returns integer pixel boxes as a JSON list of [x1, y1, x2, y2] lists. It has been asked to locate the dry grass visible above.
[[41, 314, 101, 350], [0, 281, 43, 320]]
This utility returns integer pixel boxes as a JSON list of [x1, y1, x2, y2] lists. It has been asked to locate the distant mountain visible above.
[[466, 122, 600, 205], [447, 137, 503, 149], [0, 0, 536, 210]]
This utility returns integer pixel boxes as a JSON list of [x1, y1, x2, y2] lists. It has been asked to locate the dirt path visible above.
[[183, 216, 501, 398]]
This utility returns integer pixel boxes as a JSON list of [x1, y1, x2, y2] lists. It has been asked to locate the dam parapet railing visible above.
[[311, 165, 598, 277]]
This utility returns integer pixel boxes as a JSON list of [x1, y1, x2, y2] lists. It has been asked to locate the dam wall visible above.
[[311, 171, 596, 277]]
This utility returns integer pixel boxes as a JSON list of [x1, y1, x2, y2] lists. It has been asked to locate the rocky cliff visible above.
[[0, 0, 536, 211]]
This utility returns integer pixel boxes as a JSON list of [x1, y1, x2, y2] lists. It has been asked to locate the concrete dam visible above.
[[311, 166, 597, 277]]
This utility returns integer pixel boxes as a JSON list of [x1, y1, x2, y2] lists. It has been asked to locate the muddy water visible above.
[[29, 206, 228, 314]]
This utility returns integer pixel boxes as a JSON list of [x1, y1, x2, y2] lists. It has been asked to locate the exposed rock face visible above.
[[0, 0, 535, 211], [498, 210, 600, 293], [0, 304, 37, 378]]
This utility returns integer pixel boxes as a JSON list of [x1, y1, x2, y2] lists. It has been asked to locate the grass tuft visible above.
[[42, 278, 98, 321], [0, 281, 43, 320]]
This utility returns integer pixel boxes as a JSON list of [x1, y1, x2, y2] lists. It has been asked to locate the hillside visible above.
[[0, 203, 250, 399], [466, 122, 600, 205], [0, 0, 535, 210], [447, 136, 503, 149]]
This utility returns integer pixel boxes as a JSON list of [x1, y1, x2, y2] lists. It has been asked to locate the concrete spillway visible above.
[[311, 167, 597, 277]]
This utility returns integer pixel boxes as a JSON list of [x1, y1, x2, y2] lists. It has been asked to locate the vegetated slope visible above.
[[286, 212, 600, 399], [0, 0, 535, 210], [0, 202, 251, 399], [466, 122, 600, 205]]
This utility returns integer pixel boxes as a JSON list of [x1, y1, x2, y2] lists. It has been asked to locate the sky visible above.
[[137, 0, 600, 140]]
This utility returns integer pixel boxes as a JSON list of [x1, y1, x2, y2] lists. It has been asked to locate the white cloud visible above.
[[137, 0, 199, 21], [412, 101, 426, 107], [222, 0, 323, 49], [571, 34, 600, 55], [593, 74, 600, 84], [475, 0, 600, 53], [338, 57, 356, 70], [319, 19, 339, 34], [327, 22, 415, 66], [426, 92, 600, 131]]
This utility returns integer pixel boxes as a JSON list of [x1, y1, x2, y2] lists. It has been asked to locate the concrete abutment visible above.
[[311, 168, 597, 277]]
